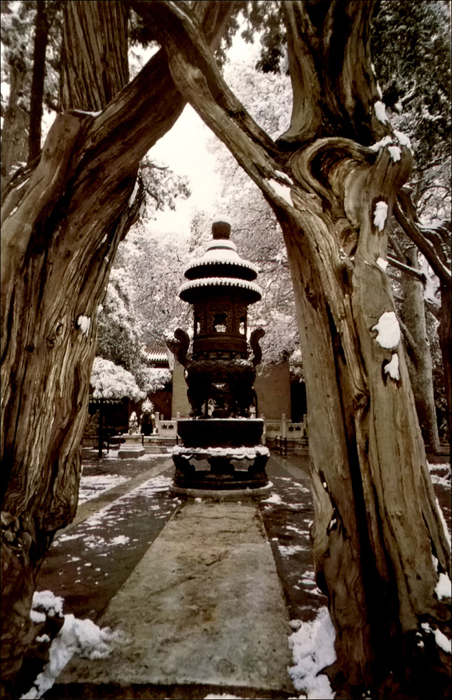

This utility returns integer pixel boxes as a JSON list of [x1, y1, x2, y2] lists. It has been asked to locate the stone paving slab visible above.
[[53, 502, 294, 696]]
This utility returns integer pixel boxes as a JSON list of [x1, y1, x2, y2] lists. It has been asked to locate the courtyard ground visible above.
[[22, 449, 450, 699]]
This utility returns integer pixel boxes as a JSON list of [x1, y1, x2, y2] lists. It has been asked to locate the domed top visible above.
[[183, 221, 259, 283], [179, 221, 261, 303]]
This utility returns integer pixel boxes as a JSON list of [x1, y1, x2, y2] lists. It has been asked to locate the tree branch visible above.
[[394, 198, 451, 288], [398, 317, 418, 356], [425, 299, 441, 320], [130, 0, 284, 186], [387, 255, 426, 284]]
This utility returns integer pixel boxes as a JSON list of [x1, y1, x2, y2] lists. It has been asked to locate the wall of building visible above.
[[171, 360, 191, 418], [254, 362, 292, 420]]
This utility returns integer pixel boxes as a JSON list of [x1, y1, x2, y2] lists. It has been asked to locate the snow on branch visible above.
[[374, 100, 389, 124]]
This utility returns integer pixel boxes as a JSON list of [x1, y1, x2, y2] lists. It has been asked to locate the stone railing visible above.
[[263, 414, 308, 452]]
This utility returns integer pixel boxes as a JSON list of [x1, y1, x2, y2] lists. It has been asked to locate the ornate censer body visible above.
[[168, 221, 270, 495]]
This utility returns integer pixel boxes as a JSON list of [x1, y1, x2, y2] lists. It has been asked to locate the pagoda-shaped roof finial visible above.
[[212, 221, 231, 240]]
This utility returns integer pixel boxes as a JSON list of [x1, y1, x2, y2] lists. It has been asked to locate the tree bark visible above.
[[394, 198, 452, 450], [1, 52, 29, 193], [1, 1, 236, 692], [401, 246, 440, 452], [28, 0, 49, 163], [138, 1, 450, 697]]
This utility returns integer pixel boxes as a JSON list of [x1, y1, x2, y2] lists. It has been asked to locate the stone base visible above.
[[118, 447, 145, 459], [172, 446, 269, 493], [171, 483, 272, 501]]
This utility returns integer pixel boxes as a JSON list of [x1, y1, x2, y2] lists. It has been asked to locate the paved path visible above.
[[37, 449, 450, 699], [53, 502, 294, 699]]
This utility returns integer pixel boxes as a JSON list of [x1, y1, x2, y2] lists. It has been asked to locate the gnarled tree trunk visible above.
[[0, 2, 236, 692], [137, 1, 450, 697]]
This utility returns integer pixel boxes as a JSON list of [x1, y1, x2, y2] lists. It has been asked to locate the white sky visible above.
[[145, 31, 261, 241]]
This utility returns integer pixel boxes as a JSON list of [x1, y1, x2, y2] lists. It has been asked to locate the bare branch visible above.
[[394, 198, 451, 288], [387, 255, 426, 284]]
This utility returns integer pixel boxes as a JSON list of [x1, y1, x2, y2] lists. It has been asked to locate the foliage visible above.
[[139, 367, 172, 394], [371, 1, 451, 174], [90, 357, 145, 401], [96, 267, 143, 375], [138, 156, 191, 220]]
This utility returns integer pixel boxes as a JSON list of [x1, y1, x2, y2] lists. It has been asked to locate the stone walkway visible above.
[[35, 449, 450, 699]]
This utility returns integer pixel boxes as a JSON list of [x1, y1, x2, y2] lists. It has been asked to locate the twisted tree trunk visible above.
[[0, 2, 235, 692], [136, 1, 450, 697]]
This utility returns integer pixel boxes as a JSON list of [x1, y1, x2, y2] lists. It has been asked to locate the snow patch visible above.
[[388, 145, 401, 162], [21, 614, 120, 699], [275, 169, 294, 186], [78, 474, 128, 505], [267, 178, 293, 206], [36, 635, 50, 644], [372, 311, 401, 349], [172, 445, 269, 460], [384, 353, 400, 381], [77, 315, 91, 335], [377, 257, 388, 271], [435, 628, 451, 654], [289, 606, 336, 699], [109, 535, 130, 546], [30, 610, 46, 624], [373, 201, 388, 231], [436, 497, 451, 548], [435, 573, 451, 601], [369, 135, 393, 152], [428, 462, 451, 488], [32, 591, 64, 617], [394, 130, 412, 150], [374, 100, 389, 124], [262, 492, 282, 504], [278, 544, 308, 556], [203, 695, 243, 699], [128, 179, 139, 206]]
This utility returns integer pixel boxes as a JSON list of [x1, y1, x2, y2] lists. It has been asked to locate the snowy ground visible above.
[[428, 460, 451, 489], [24, 453, 451, 700], [78, 473, 128, 504]]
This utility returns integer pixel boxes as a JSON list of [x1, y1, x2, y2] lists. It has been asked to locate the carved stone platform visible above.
[[172, 444, 270, 495]]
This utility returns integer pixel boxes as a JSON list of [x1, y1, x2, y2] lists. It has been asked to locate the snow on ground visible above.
[[263, 493, 283, 504], [58, 474, 174, 555], [278, 544, 310, 556], [428, 462, 451, 489], [78, 474, 128, 504], [22, 592, 121, 699], [289, 606, 336, 699]]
